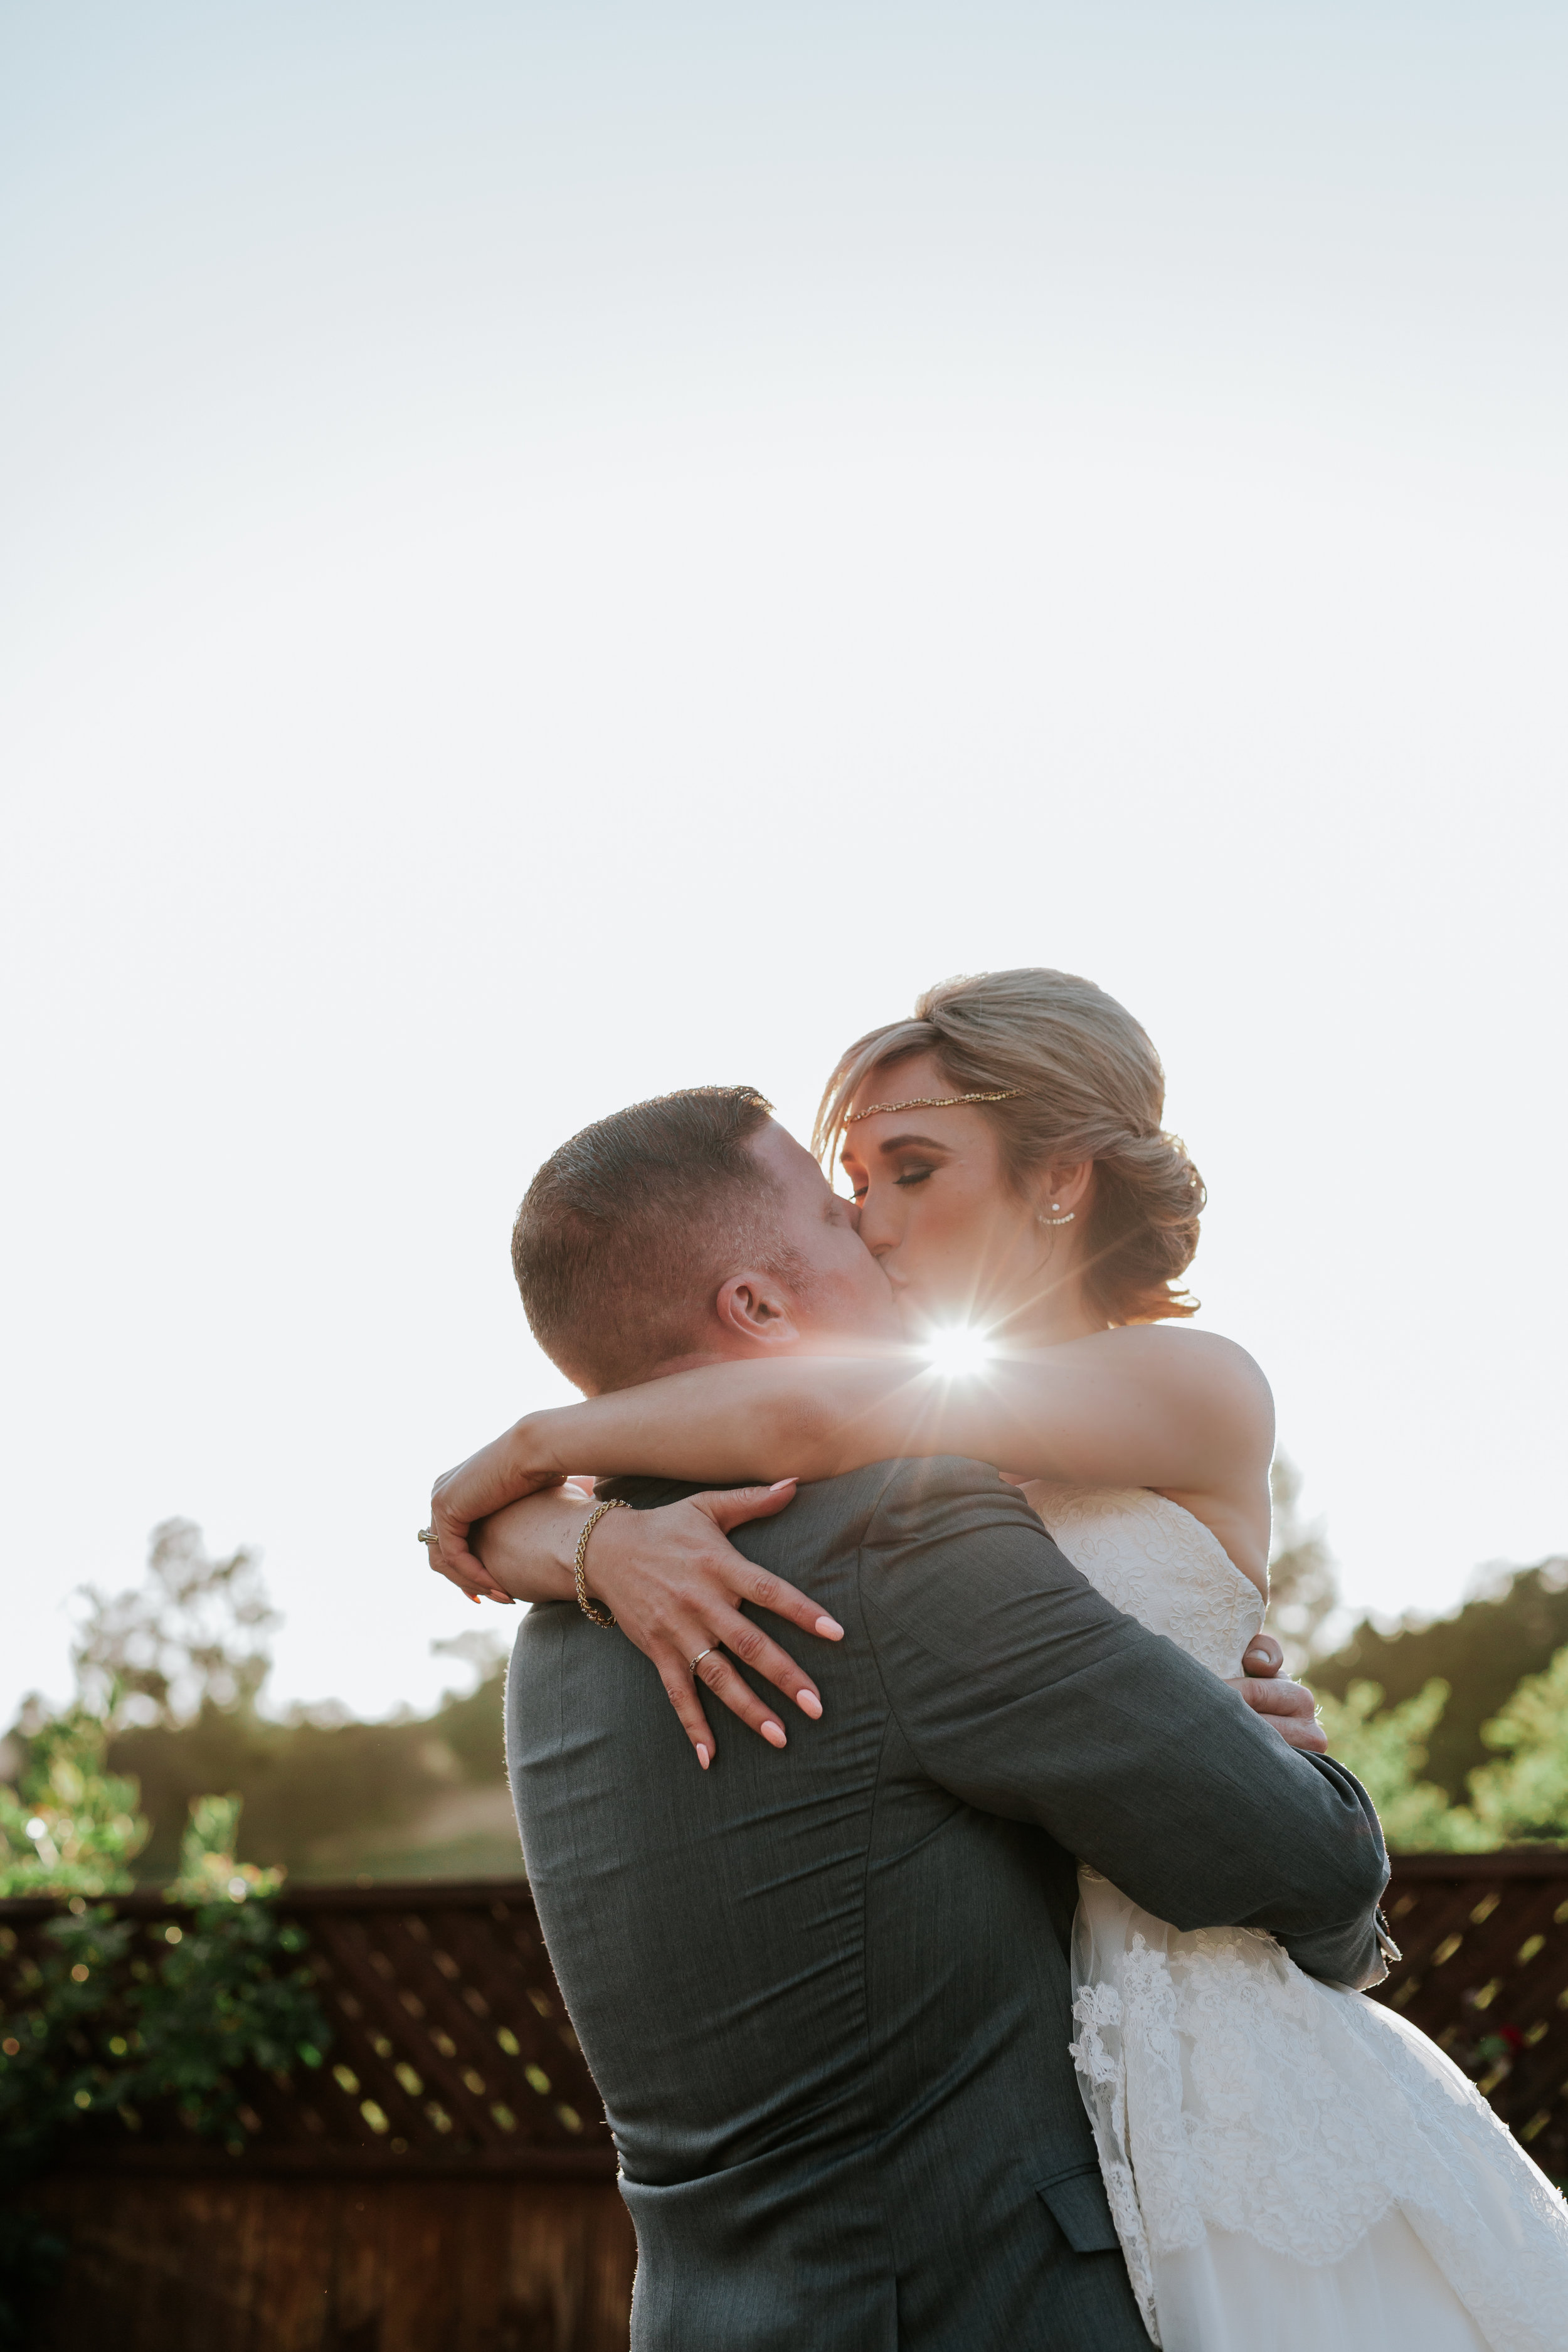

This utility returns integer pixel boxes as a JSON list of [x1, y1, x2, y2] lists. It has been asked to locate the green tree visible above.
[[0, 1796, 324, 2150], [9, 1520, 519, 1888], [0, 1710, 147, 1897], [164, 1792, 283, 1905], [1313, 1643, 1568, 1850], [1312, 1678, 1485, 1851], [1, 1515, 280, 1898], [1467, 1645, 1568, 1843], [1311, 1557, 1568, 1802], [71, 1517, 278, 1730], [0, 1794, 328, 2347]]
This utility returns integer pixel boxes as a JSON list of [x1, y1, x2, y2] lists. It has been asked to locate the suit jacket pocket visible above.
[[1034, 2160, 1121, 2254]]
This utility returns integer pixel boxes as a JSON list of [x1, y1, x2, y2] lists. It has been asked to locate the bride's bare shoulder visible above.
[[1060, 1327, 1274, 1441], [1063, 1323, 1269, 1384]]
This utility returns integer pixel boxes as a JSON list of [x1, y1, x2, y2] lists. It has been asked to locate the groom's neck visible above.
[[628, 1335, 825, 1385]]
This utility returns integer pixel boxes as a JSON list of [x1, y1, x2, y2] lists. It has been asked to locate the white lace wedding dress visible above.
[[1025, 1480, 1568, 2352]]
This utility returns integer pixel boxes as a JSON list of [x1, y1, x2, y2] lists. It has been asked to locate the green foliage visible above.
[[72, 1517, 278, 1730], [165, 1793, 282, 1905], [0, 1798, 327, 2176], [1468, 1645, 1568, 1844], [0, 1710, 148, 1897], [1314, 1678, 1488, 1851], [1311, 1559, 1568, 1802], [12, 1517, 512, 1885], [8, 1518, 514, 1888], [125, 1895, 325, 2139], [1316, 1646, 1568, 1850], [0, 1905, 136, 2180], [0, 1792, 330, 2349], [0, 1878, 327, 2348], [0, 1904, 132, 2351]]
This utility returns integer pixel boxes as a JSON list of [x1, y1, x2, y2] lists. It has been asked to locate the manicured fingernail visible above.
[[696, 1744, 710, 1771], [796, 1691, 822, 1720], [814, 1615, 845, 1640], [761, 1720, 787, 1748], [768, 1478, 798, 1491]]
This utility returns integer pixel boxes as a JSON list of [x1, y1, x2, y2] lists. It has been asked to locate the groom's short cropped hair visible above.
[[512, 1085, 789, 1394]]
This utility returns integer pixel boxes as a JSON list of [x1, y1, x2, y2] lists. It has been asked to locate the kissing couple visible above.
[[426, 968, 1568, 2349]]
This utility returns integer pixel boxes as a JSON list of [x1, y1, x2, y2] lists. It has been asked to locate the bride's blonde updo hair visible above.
[[813, 967, 1206, 1327]]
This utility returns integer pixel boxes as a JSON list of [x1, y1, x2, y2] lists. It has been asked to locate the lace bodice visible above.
[[1022, 1480, 1264, 1680]]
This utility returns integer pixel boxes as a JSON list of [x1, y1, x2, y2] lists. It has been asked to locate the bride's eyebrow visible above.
[[876, 1131, 950, 1154]]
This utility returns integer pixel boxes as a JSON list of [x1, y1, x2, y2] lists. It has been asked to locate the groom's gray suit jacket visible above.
[[506, 1458, 1388, 2352]]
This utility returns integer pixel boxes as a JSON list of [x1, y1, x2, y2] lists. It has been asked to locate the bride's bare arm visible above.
[[429, 1338, 1311, 1766], [430, 1327, 1274, 1584]]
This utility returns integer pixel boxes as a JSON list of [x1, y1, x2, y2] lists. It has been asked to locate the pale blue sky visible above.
[[3, 1, 1564, 1723]]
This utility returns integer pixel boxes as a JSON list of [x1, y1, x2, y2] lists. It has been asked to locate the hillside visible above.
[[23, 1517, 1568, 1882], [1310, 1559, 1568, 1801], [108, 1661, 521, 1883]]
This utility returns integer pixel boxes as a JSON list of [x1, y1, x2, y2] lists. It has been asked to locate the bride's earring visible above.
[[1038, 1202, 1076, 1227]]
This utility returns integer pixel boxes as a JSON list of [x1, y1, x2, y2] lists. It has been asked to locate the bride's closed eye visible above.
[[851, 1162, 937, 1202]]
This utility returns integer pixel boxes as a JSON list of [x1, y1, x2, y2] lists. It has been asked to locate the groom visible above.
[[484, 1087, 1389, 2351]]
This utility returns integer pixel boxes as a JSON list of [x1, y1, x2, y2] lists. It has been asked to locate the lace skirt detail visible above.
[[1067, 1867, 1568, 2352]]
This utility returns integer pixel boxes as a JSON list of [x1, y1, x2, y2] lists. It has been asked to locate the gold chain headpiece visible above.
[[844, 1088, 1025, 1125]]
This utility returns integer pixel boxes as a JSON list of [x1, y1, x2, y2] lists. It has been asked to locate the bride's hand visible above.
[[428, 1432, 568, 1602], [484, 1478, 846, 1769], [1228, 1633, 1329, 1753], [1242, 1632, 1285, 1677]]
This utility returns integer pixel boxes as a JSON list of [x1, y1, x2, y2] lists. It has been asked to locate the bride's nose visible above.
[[851, 1194, 895, 1256]]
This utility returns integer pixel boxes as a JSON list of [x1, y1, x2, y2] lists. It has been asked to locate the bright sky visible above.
[[4, 1, 1564, 1729]]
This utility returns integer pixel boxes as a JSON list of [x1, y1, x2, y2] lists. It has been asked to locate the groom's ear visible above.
[[714, 1269, 805, 1349]]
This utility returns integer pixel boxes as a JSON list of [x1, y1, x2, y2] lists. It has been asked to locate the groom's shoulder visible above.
[[795, 1455, 1046, 1548], [599, 1460, 1049, 1572]]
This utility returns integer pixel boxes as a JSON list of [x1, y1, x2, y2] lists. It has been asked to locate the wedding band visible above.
[[417, 1527, 438, 1547], [690, 1648, 716, 1674]]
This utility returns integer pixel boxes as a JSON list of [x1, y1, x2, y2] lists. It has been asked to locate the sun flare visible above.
[[921, 1325, 997, 1379]]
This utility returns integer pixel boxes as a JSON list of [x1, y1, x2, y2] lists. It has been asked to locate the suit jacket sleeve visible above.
[[856, 1457, 1389, 1989]]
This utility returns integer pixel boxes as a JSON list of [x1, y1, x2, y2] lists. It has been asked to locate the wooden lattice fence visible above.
[[3, 1879, 630, 2352], [5, 1854, 1567, 2348], [1375, 1851, 1568, 2176]]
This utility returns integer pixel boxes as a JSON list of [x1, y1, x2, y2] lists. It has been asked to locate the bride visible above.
[[428, 967, 1568, 2351]]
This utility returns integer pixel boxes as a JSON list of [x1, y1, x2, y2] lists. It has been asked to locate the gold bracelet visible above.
[[573, 1498, 629, 1626]]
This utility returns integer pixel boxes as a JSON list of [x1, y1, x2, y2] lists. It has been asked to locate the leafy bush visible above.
[[1316, 1650, 1568, 1850], [0, 1794, 328, 2345], [1468, 1646, 1568, 1843], [1311, 1558, 1568, 1803], [121, 1895, 324, 2141], [0, 1710, 147, 1897], [0, 1905, 135, 2176], [1314, 1678, 1488, 1850]]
